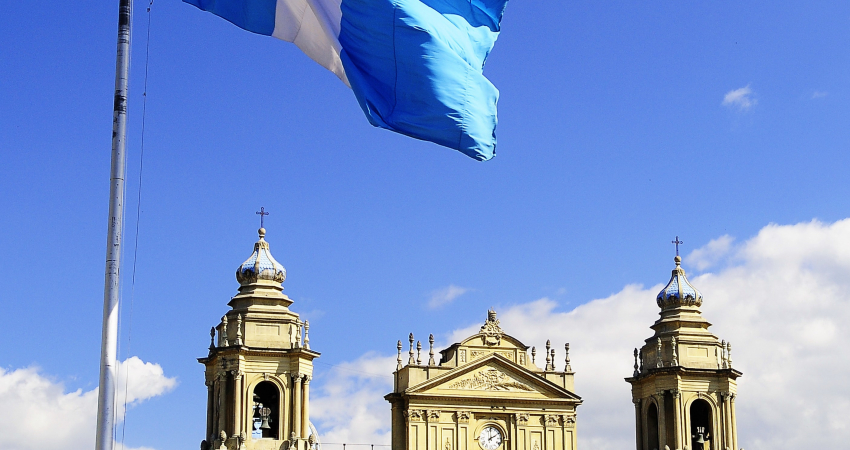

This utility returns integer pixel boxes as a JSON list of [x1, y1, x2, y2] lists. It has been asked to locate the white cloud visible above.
[[315, 218, 850, 450], [811, 90, 828, 99], [427, 284, 470, 309], [723, 85, 757, 110], [0, 357, 176, 450], [310, 353, 396, 446], [686, 234, 734, 270]]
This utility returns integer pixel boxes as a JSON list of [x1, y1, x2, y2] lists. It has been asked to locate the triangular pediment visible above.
[[408, 353, 579, 400]]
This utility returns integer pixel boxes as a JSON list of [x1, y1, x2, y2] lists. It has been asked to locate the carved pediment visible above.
[[407, 354, 580, 401], [446, 368, 533, 392]]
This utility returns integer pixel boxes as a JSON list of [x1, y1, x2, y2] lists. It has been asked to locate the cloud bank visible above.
[[0, 357, 176, 450], [311, 218, 850, 450]]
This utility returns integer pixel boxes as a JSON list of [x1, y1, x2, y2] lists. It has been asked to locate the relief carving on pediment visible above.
[[446, 368, 533, 392]]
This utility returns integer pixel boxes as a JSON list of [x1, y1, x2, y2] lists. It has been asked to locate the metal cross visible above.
[[672, 236, 683, 256], [256, 207, 269, 228]]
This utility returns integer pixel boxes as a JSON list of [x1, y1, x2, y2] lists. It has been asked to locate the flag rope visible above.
[[118, 1, 153, 448]]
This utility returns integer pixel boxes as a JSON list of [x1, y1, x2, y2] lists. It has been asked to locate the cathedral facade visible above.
[[386, 311, 582, 450], [626, 256, 741, 450]]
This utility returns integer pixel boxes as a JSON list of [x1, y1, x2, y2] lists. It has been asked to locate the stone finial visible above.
[[428, 334, 436, 366], [221, 316, 229, 347], [235, 314, 243, 346], [565, 343, 572, 372], [295, 322, 302, 348], [633, 348, 640, 377], [416, 340, 422, 365], [639, 348, 644, 372], [721, 340, 728, 368], [726, 341, 732, 368], [550, 348, 556, 371], [396, 340, 403, 370], [209, 327, 216, 350], [656, 337, 663, 368], [531, 346, 536, 365], [671, 336, 678, 366], [304, 320, 310, 350], [545, 340, 552, 371], [408, 333, 415, 365]]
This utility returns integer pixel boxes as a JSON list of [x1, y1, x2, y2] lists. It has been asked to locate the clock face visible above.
[[478, 426, 502, 450]]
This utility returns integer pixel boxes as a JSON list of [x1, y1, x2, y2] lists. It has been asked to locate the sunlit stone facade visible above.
[[387, 311, 582, 450]]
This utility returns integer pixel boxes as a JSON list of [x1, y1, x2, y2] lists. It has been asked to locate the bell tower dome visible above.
[[625, 255, 742, 450], [200, 228, 320, 450]]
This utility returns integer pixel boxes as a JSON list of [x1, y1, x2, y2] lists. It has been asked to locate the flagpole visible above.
[[96, 0, 133, 449]]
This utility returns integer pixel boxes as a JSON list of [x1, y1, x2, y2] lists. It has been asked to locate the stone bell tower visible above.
[[625, 255, 742, 450], [200, 227, 320, 450]]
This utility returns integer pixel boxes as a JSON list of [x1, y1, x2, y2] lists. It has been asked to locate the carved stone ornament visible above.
[[562, 414, 576, 428], [515, 413, 529, 425], [444, 437, 452, 450], [447, 368, 533, 392], [480, 310, 504, 346], [457, 411, 471, 423], [264, 373, 270, 381], [460, 349, 467, 363], [544, 414, 559, 426], [532, 440, 540, 450], [405, 410, 425, 422], [427, 410, 441, 420]]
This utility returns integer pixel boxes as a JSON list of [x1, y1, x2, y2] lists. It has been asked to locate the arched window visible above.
[[689, 399, 713, 450], [646, 403, 659, 450], [253, 381, 280, 440]]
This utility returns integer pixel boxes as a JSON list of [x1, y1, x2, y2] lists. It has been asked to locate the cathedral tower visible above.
[[626, 256, 741, 450], [200, 227, 320, 450]]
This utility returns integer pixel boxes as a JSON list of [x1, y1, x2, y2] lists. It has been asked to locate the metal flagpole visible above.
[[96, 0, 133, 449]]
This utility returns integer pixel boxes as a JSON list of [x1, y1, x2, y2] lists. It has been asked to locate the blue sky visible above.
[[1, 2, 849, 450]]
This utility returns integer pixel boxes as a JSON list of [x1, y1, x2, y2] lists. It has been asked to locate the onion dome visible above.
[[236, 228, 286, 285], [656, 256, 702, 309]]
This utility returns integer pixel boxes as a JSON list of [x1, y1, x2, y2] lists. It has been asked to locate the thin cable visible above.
[[118, 1, 153, 447]]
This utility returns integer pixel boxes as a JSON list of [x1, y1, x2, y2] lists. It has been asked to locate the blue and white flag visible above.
[[184, 0, 510, 160]]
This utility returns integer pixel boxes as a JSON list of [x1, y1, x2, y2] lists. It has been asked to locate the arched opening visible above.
[[253, 381, 280, 440], [646, 403, 659, 450], [689, 399, 713, 450]]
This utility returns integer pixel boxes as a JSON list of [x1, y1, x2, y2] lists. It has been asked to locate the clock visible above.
[[478, 426, 503, 450]]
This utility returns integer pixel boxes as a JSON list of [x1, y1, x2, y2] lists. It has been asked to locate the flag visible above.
[[184, 0, 510, 161]]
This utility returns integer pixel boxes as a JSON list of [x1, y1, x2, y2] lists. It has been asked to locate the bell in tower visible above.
[[200, 226, 320, 450], [625, 255, 742, 450]]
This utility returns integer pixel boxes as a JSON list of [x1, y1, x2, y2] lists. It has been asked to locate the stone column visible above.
[[633, 399, 642, 450], [656, 394, 667, 450], [230, 370, 245, 435], [301, 376, 311, 438], [724, 394, 734, 450], [206, 380, 215, 443], [730, 394, 738, 450], [672, 390, 682, 450], [217, 374, 227, 436], [293, 373, 303, 438]]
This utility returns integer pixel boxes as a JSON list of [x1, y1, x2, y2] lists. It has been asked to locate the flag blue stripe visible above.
[[185, 0, 277, 36], [339, 0, 507, 161]]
